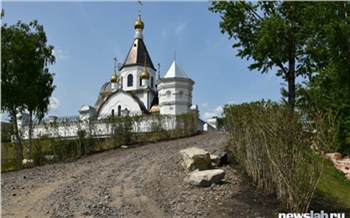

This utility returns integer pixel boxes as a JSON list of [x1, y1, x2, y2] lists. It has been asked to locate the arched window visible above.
[[179, 90, 184, 97], [151, 76, 154, 88], [118, 105, 121, 116], [111, 109, 115, 117], [127, 74, 133, 87], [139, 77, 142, 86]]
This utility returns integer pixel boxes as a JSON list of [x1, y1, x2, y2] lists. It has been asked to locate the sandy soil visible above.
[[1, 131, 280, 218]]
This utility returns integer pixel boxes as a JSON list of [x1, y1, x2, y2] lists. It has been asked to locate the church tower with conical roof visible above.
[[94, 7, 159, 116], [156, 60, 194, 115], [117, 11, 157, 112], [119, 14, 156, 93]]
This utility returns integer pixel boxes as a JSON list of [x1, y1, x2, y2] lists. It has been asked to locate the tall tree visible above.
[[297, 2, 350, 152], [209, 1, 320, 112], [26, 66, 55, 160], [23, 20, 55, 160], [1, 10, 56, 160]]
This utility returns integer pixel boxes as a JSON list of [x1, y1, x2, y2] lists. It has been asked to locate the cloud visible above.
[[204, 112, 217, 119], [52, 47, 70, 61], [203, 105, 224, 119], [49, 97, 60, 111], [214, 106, 223, 114]]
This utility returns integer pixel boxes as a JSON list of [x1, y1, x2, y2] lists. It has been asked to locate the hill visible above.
[[2, 132, 283, 217]]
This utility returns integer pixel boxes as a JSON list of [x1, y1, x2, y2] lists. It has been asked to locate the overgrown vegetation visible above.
[[210, 1, 350, 211], [1, 113, 198, 172], [224, 100, 337, 212], [209, 1, 350, 154]]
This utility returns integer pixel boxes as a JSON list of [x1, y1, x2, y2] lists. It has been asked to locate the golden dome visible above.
[[110, 70, 119, 83], [140, 69, 150, 80], [134, 15, 144, 30]]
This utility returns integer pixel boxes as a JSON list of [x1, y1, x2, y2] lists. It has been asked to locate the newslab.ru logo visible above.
[[278, 210, 346, 218]]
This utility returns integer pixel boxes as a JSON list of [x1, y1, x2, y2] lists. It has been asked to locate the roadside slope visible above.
[[1, 132, 279, 218]]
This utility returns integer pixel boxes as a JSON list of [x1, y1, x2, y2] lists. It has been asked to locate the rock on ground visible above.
[[211, 150, 228, 166], [210, 154, 221, 167], [179, 147, 212, 172], [184, 169, 225, 187]]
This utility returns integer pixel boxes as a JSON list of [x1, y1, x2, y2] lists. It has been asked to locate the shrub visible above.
[[224, 100, 336, 212]]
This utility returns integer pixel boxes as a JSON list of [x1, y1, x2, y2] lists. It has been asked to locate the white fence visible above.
[[18, 115, 185, 140]]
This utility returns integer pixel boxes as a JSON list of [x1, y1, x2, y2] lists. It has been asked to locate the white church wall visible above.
[[158, 85, 192, 115], [160, 103, 190, 115], [207, 118, 218, 130], [157, 77, 194, 116], [20, 121, 81, 139], [175, 104, 190, 115], [120, 66, 140, 91], [134, 91, 156, 111], [120, 66, 156, 92], [79, 104, 97, 121], [18, 114, 184, 140], [142, 68, 156, 89], [98, 92, 143, 116]]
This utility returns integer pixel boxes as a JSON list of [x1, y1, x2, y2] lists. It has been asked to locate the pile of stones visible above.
[[179, 147, 228, 187]]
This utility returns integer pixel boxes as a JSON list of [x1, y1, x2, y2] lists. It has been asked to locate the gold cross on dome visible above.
[[114, 57, 117, 71], [157, 63, 161, 79], [138, 1, 142, 16]]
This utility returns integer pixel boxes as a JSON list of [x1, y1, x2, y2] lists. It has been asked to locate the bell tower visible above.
[[156, 60, 194, 115], [119, 2, 156, 93]]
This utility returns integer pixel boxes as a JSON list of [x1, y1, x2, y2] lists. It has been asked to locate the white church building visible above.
[[87, 14, 196, 119], [17, 12, 217, 140]]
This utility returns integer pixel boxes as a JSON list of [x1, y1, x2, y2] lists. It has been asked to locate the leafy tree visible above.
[[1, 10, 56, 160], [209, 1, 350, 151], [26, 67, 55, 159], [209, 1, 321, 112], [297, 2, 350, 152]]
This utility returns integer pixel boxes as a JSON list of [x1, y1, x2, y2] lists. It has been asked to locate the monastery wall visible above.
[[18, 115, 184, 140]]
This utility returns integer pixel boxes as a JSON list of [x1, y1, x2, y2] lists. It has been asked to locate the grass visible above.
[[311, 158, 350, 215]]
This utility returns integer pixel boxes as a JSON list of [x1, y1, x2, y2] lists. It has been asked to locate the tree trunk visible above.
[[287, 66, 296, 114], [11, 107, 23, 160], [28, 110, 33, 160], [288, 6, 296, 115]]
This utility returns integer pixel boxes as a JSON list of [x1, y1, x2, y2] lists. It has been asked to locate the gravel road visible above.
[[1, 131, 279, 218]]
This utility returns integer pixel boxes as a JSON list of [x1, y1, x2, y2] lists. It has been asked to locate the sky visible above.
[[1, 1, 285, 121]]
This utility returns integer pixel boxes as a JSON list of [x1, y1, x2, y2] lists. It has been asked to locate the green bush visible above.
[[224, 100, 337, 212]]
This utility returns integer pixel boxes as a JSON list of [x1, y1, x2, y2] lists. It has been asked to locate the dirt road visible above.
[[1, 132, 279, 218]]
